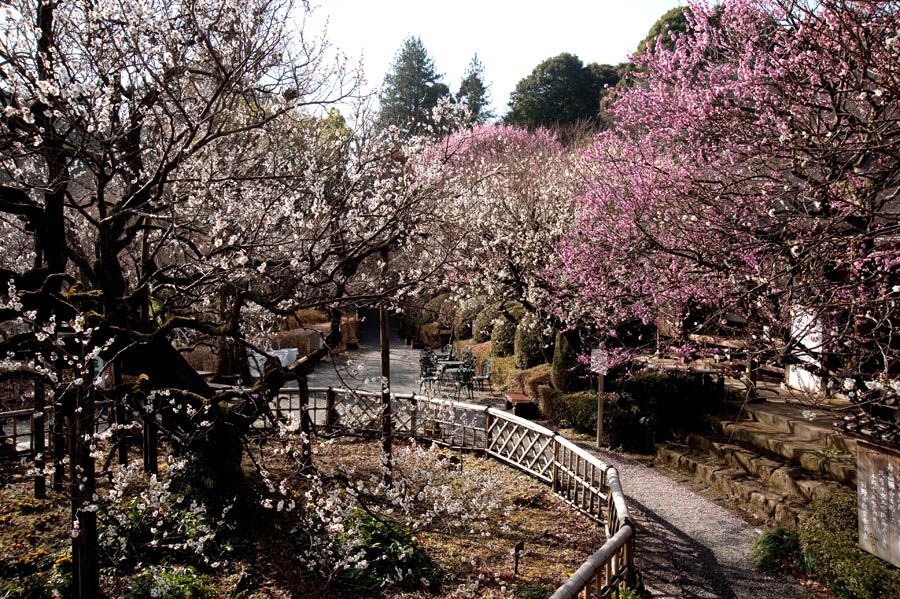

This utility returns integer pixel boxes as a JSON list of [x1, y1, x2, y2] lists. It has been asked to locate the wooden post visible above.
[[52, 398, 65, 491], [410, 396, 417, 436], [551, 437, 560, 493], [325, 387, 335, 432], [299, 378, 312, 468], [624, 530, 636, 588], [33, 380, 46, 499], [596, 375, 605, 448], [380, 304, 392, 486], [483, 409, 492, 453], [142, 393, 158, 475], [747, 357, 758, 396]]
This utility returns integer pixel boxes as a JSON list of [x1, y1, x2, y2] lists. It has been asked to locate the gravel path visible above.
[[586, 446, 813, 598], [308, 316, 814, 597]]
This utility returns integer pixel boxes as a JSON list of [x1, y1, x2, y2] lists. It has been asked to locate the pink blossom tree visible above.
[[558, 0, 900, 438]]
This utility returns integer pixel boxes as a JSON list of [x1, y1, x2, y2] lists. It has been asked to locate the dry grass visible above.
[[0, 436, 604, 599]]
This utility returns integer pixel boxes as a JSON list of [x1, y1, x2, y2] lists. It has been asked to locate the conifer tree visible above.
[[378, 36, 450, 135], [457, 54, 494, 124]]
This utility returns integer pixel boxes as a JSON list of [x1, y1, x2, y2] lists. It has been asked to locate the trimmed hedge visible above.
[[490, 355, 517, 391], [514, 314, 545, 369], [799, 490, 900, 599], [603, 371, 722, 453], [453, 299, 483, 340], [491, 303, 524, 357], [422, 293, 454, 328], [473, 304, 500, 343]]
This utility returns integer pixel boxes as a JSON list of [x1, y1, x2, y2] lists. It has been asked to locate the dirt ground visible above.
[[0, 436, 604, 598]]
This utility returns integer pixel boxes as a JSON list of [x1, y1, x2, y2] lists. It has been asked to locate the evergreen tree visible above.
[[378, 36, 450, 135], [457, 54, 494, 124], [505, 53, 615, 130]]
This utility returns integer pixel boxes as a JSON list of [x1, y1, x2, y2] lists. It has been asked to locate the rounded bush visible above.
[[473, 304, 500, 343], [491, 303, 524, 357], [422, 293, 453, 327], [514, 313, 545, 369], [453, 299, 483, 340], [551, 330, 588, 392], [400, 301, 425, 340]]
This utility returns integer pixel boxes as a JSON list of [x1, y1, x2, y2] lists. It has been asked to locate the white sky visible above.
[[306, 0, 685, 119]]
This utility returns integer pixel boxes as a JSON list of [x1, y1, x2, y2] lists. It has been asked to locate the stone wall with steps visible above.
[[656, 400, 857, 529]]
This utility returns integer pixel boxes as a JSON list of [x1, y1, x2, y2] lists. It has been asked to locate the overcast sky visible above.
[[306, 0, 685, 119]]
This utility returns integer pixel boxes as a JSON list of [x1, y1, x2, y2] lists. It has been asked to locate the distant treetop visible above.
[[378, 36, 450, 135], [457, 54, 494, 124], [504, 53, 619, 130]]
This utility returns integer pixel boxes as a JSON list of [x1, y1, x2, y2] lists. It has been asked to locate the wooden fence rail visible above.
[[1, 385, 635, 598]]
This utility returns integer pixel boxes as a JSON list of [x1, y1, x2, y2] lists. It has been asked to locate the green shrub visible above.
[[491, 303, 524, 357], [490, 355, 517, 391], [473, 304, 500, 343], [751, 528, 801, 571], [341, 512, 438, 591], [400, 301, 424, 340], [799, 490, 900, 599], [422, 293, 453, 328], [603, 371, 721, 453], [554, 391, 601, 434], [124, 565, 212, 599], [453, 298, 483, 340], [551, 330, 589, 392], [514, 314, 545, 369], [603, 391, 657, 453], [284, 308, 329, 329], [419, 322, 441, 348]]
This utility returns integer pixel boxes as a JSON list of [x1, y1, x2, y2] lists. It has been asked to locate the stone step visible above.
[[682, 433, 845, 503], [717, 420, 857, 486], [657, 443, 805, 529], [741, 402, 858, 455]]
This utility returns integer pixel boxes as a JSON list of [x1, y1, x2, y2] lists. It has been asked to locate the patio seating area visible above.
[[418, 345, 489, 401]]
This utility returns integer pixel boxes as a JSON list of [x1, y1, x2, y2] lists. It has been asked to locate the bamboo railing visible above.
[[1, 384, 635, 597]]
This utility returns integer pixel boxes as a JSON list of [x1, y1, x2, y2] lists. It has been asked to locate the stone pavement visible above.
[[307, 310, 423, 395]]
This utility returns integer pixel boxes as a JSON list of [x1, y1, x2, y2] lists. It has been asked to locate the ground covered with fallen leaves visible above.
[[1, 435, 603, 598]]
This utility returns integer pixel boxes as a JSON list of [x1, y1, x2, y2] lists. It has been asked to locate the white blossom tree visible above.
[[0, 1, 463, 595]]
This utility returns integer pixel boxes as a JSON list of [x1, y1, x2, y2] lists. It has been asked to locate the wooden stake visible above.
[[33, 380, 46, 499], [380, 304, 392, 486], [596, 374, 605, 448]]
